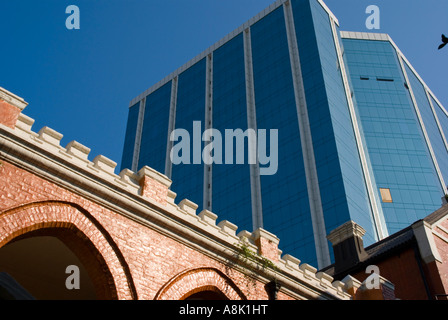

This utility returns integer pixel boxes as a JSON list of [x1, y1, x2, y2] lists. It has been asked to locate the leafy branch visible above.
[[224, 242, 279, 296]]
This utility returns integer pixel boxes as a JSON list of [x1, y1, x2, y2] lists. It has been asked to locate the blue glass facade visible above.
[[212, 33, 253, 232], [121, 0, 448, 269], [404, 63, 448, 185], [432, 98, 448, 147], [293, 0, 377, 251], [170, 59, 207, 208], [342, 38, 444, 234], [138, 81, 172, 174], [121, 102, 140, 171], [251, 6, 315, 263]]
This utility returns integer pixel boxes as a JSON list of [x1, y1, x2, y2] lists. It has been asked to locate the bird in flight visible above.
[[439, 34, 448, 50]]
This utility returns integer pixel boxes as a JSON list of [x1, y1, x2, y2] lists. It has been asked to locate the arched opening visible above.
[[0, 201, 137, 300], [183, 287, 229, 300], [155, 268, 247, 300], [0, 227, 117, 300]]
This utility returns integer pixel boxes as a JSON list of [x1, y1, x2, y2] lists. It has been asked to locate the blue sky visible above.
[[1, 0, 447, 171]]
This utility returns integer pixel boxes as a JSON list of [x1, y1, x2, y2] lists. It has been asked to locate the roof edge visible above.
[[129, 0, 339, 107]]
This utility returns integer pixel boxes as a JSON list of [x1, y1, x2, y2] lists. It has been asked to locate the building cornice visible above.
[[0, 87, 28, 110]]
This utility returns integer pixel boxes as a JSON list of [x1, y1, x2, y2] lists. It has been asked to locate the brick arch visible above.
[[0, 201, 137, 300], [154, 267, 247, 300]]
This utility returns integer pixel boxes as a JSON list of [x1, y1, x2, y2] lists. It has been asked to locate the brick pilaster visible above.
[[137, 166, 172, 205], [0, 87, 28, 129], [251, 228, 281, 262]]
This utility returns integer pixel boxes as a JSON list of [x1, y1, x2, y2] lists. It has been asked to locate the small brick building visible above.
[[323, 203, 448, 300], [0, 87, 354, 300]]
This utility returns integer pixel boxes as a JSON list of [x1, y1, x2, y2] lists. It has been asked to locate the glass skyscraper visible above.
[[121, 0, 448, 269]]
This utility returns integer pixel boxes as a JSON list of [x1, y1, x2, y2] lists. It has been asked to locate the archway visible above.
[[0, 201, 136, 300], [155, 268, 247, 300], [183, 286, 230, 300], [0, 228, 110, 299]]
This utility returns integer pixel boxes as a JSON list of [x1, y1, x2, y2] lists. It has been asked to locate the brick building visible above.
[[324, 202, 448, 300], [0, 86, 356, 300]]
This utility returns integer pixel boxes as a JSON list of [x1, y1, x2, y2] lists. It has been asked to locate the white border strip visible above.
[[203, 54, 213, 211], [165, 77, 178, 179], [131, 97, 146, 172], [243, 27, 264, 231], [426, 89, 448, 153]]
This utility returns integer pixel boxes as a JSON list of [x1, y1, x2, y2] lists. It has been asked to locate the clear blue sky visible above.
[[1, 0, 447, 171]]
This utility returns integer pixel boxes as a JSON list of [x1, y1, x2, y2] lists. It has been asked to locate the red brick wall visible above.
[[0, 160, 291, 300], [351, 248, 429, 300], [255, 237, 279, 262], [0, 100, 21, 129], [431, 222, 448, 297], [139, 175, 169, 206]]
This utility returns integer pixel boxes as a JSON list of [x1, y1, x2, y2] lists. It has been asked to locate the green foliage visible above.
[[224, 241, 279, 296], [235, 243, 278, 273]]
